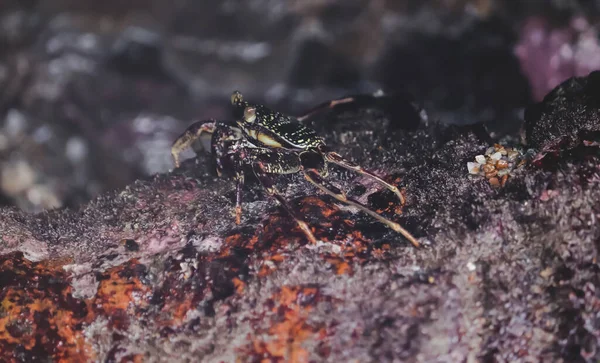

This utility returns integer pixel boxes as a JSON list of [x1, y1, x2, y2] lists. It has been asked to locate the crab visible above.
[[171, 91, 420, 247]]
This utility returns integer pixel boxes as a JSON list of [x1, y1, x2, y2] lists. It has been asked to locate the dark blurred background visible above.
[[0, 0, 598, 213]]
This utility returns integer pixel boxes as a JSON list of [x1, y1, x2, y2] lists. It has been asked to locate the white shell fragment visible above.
[[467, 162, 480, 174], [490, 152, 502, 161], [475, 155, 486, 164]]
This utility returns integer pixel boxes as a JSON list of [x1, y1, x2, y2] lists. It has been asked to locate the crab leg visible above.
[[296, 96, 356, 122], [171, 120, 217, 168], [253, 162, 318, 244], [303, 169, 419, 247], [211, 125, 244, 177], [322, 151, 406, 206], [234, 172, 244, 224], [296, 90, 392, 122]]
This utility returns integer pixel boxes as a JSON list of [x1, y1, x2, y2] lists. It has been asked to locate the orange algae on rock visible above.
[[0, 253, 92, 362], [240, 285, 333, 362]]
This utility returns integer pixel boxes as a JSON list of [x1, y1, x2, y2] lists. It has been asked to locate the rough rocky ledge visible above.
[[1, 72, 600, 362]]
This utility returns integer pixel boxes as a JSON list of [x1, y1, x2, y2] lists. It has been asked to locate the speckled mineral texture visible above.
[[1, 75, 600, 362], [524, 70, 600, 151]]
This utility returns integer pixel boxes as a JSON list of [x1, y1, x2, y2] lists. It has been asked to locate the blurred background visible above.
[[0, 0, 598, 213]]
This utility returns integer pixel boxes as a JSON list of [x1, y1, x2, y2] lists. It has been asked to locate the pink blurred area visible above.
[[515, 16, 600, 101]]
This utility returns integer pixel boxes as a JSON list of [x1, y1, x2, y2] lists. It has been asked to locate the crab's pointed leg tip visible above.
[[235, 207, 242, 225], [305, 231, 318, 244]]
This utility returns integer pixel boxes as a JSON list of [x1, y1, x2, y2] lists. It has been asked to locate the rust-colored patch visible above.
[[239, 234, 260, 251], [258, 263, 275, 277], [256, 254, 288, 277], [232, 194, 394, 278], [320, 228, 394, 275], [270, 254, 285, 262], [0, 253, 160, 360], [375, 200, 397, 214], [324, 256, 352, 275], [0, 252, 92, 362], [240, 285, 333, 362], [159, 297, 194, 327], [219, 233, 247, 257], [300, 196, 338, 218], [93, 259, 151, 315], [232, 277, 246, 294], [149, 250, 246, 329], [0, 171, 408, 361], [119, 353, 145, 363]]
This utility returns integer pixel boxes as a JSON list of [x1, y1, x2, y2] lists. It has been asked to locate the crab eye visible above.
[[244, 106, 256, 123], [231, 91, 243, 106]]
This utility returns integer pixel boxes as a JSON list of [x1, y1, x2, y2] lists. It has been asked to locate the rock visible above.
[[1, 90, 600, 361], [524, 71, 600, 151], [2, 2, 600, 362]]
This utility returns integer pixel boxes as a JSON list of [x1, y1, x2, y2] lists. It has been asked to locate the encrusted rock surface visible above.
[[524, 71, 600, 151], [1, 1, 600, 362], [1, 73, 600, 361]]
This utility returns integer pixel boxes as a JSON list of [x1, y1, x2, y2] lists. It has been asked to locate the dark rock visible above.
[[524, 71, 600, 151], [2, 2, 600, 362], [375, 17, 532, 132], [1, 88, 600, 361]]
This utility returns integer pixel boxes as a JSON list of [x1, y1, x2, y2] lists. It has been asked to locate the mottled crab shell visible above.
[[241, 104, 325, 150]]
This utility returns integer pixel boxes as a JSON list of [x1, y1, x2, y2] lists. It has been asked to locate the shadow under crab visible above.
[[171, 91, 420, 247]]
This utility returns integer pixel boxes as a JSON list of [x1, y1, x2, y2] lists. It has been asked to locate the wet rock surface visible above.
[[1, 1, 600, 362], [525, 71, 600, 151], [1, 81, 600, 361]]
